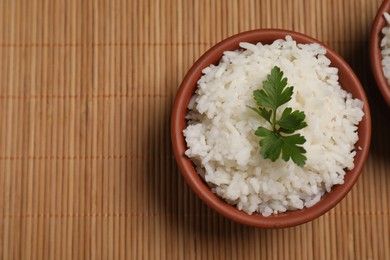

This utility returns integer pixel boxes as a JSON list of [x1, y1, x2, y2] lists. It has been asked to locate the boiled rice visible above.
[[183, 36, 364, 216], [381, 12, 390, 84]]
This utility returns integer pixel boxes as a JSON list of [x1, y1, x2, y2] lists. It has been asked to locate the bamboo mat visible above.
[[0, 0, 389, 259]]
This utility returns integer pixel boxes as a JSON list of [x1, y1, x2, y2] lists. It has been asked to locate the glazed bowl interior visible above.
[[370, 0, 390, 106], [171, 29, 371, 228]]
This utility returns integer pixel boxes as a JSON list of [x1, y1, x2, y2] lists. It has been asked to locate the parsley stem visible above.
[[272, 108, 277, 132]]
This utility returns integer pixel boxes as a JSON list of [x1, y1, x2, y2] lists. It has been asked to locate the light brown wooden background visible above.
[[0, 0, 389, 259]]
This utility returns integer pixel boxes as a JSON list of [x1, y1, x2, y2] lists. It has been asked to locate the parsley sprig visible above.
[[248, 66, 308, 167]]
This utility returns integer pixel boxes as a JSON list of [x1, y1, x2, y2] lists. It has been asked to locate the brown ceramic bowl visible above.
[[370, 0, 390, 106], [171, 29, 371, 228]]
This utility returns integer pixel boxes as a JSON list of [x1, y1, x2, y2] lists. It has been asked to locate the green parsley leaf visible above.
[[280, 134, 307, 167], [255, 127, 282, 162], [248, 66, 308, 167], [277, 107, 308, 133], [254, 66, 293, 111]]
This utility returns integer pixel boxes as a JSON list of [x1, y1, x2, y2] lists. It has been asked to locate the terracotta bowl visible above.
[[370, 0, 390, 106], [171, 29, 371, 228]]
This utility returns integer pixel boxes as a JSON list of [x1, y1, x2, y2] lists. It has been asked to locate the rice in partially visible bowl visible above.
[[370, 0, 390, 106], [380, 12, 390, 84], [183, 36, 364, 217]]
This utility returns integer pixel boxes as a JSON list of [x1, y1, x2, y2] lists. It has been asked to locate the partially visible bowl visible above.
[[171, 29, 371, 228], [370, 0, 390, 107]]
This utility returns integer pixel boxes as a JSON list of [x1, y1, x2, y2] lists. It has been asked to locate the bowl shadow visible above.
[[343, 36, 390, 160]]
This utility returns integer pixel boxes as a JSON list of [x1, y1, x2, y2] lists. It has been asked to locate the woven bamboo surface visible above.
[[0, 0, 389, 259]]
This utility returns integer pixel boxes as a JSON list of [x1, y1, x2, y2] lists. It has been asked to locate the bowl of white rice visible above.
[[172, 29, 371, 228], [371, 0, 390, 106]]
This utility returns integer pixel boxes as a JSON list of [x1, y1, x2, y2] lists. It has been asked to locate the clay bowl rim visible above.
[[171, 29, 371, 228], [370, 0, 390, 107]]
